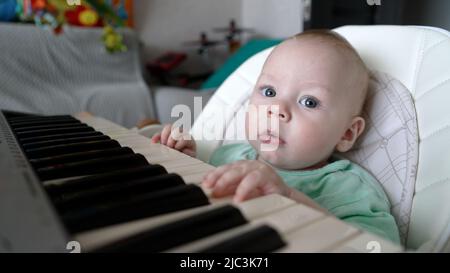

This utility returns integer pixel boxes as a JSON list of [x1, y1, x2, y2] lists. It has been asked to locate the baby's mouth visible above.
[[258, 131, 286, 145]]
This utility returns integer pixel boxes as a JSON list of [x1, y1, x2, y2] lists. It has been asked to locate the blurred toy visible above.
[[146, 52, 187, 85], [34, 9, 60, 32], [105, 0, 129, 22], [183, 32, 224, 56], [0, 0, 17, 22], [147, 52, 187, 72], [18, 0, 33, 20], [65, 5, 101, 27], [11, 0, 130, 53], [18, 0, 48, 20], [214, 19, 254, 53], [85, 0, 124, 27], [102, 24, 126, 53], [29, 0, 63, 34], [86, 0, 127, 53]]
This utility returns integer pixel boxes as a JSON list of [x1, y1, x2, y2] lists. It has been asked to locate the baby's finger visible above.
[[160, 124, 172, 145], [170, 127, 185, 141], [174, 138, 192, 151], [167, 127, 184, 148], [234, 170, 264, 202], [166, 135, 177, 148], [181, 147, 196, 157], [151, 133, 161, 143], [213, 183, 239, 199], [235, 188, 261, 203], [212, 168, 246, 197], [202, 164, 234, 188]]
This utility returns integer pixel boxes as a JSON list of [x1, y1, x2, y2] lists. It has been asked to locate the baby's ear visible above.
[[335, 117, 365, 153]]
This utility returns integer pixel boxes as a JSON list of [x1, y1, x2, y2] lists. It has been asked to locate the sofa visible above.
[[0, 22, 156, 128]]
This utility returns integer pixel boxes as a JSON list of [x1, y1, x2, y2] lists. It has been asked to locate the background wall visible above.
[[133, 0, 303, 74], [242, 0, 303, 39], [134, 0, 240, 72], [133, 0, 450, 78]]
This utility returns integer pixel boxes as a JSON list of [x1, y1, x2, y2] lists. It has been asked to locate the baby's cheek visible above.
[[288, 130, 330, 157]]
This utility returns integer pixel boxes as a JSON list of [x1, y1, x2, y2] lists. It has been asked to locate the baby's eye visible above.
[[261, 87, 276, 97], [299, 96, 319, 108]]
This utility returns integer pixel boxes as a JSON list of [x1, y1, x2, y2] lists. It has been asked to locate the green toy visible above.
[[102, 24, 127, 53]]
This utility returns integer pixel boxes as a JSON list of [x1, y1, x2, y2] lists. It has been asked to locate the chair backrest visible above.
[[191, 25, 450, 250]]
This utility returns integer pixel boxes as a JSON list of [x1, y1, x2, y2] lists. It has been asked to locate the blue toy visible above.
[[0, 0, 17, 22]]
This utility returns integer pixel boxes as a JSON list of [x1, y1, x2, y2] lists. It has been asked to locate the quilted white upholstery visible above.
[[191, 25, 450, 251], [339, 71, 419, 245]]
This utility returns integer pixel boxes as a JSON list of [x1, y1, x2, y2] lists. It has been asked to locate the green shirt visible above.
[[209, 143, 400, 245]]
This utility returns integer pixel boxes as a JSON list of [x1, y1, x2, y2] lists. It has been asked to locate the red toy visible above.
[[146, 52, 212, 87], [147, 52, 187, 73], [65, 5, 103, 27]]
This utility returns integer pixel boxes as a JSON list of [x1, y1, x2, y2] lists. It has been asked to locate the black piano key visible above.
[[9, 119, 81, 129], [15, 125, 95, 139], [24, 139, 121, 159], [7, 115, 75, 123], [2, 110, 41, 119], [53, 173, 186, 212], [22, 135, 110, 150], [19, 131, 103, 145], [94, 205, 248, 253], [30, 147, 134, 169], [45, 165, 168, 197], [8, 117, 79, 127], [36, 153, 149, 180], [12, 122, 87, 133], [62, 184, 210, 233], [200, 225, 286, 253]]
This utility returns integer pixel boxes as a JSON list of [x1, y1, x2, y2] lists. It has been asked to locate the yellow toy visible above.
[[102, 24, 127, 53]]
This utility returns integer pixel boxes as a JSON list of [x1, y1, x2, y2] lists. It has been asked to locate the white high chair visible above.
[[188, 25, 450, 251]]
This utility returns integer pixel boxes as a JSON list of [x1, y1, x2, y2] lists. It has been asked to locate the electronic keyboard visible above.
[[0, 110, 403, 253]]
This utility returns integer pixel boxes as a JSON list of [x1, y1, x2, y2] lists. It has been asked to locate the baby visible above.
[[152, 30, 400, 244]]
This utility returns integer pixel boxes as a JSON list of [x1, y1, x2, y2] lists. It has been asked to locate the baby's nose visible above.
[[268, 108, 290, 122]]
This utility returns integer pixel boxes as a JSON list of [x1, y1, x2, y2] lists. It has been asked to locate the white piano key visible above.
[[276, 217, 361, 253], [160, 158, 210, 172], [251, 204, 325, 234], [183, 172, 212, 185], [165, 163, 215, 176], [167, 224, 266, 253], [235, 193, 297, 220]]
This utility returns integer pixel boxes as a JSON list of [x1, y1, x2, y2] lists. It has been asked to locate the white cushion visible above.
[[339, 70, 418, 245]]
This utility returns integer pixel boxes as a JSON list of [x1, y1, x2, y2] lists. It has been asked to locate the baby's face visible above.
[[246, 38, 364, 170]]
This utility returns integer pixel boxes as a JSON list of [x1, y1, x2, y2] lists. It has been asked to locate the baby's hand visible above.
[[151, 124, 196, 157], [202, 160, 291, 202]]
